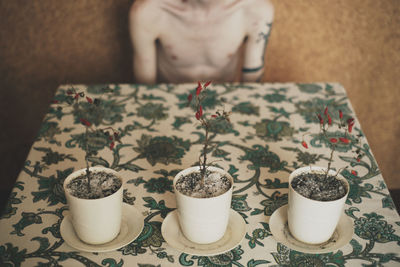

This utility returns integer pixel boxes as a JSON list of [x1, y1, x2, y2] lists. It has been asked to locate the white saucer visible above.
[[60, 203, 144, 252], [269, 204, 354, 254], [161, 209, 246, 256]]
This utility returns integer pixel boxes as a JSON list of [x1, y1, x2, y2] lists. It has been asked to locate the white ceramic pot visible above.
[[173, 166, 233, 244], [63, 167, 123, 244], [287, 166, 349, 244]]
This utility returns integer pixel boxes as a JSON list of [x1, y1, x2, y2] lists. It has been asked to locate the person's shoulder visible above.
[[243, 0, 274, 20], [130, 0, 162, 22]]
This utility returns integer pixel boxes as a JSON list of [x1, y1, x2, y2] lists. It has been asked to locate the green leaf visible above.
[[14, 181, 25, 191], [101, 258, 124, 267], [120, 163, 145, 172], [299, 127, 309, 132], [57, 252, 69, 261], [142, 197, 158, 209], [142, 94, 165, 101], [382, 195, 395, 210], [87, 156, 109, 167], [31, 237, 50, 253], [325, 84, 335, 95], [250, 208, 264, 216], [281, 146, 298, 152], [36, 262, 52, 267], [247, 259, 270, 267], [172, 116, 191, 129], [212, 148, 230, 159], [350, 239, 363, 255], [378, 253, 397, 263], [228, 164, 239, 180], [268, 107, 290, 118], [127, 177, 146, 186], [297, 83, 322, 93], [238, 121, 250, 126], [63, 127, 74, 133], [260, 222, 270, 231], [33, 147, 51, 152], [142, 197, 174, 218], [32, 191, 49, 203], [264, 178, 288, 189]]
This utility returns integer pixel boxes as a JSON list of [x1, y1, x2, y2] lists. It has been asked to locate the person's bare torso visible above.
[[155, 1, 247, 83], [130, 0, 274, 84]]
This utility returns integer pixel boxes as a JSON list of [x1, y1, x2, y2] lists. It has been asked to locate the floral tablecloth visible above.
[[1, 83, 400, 266]]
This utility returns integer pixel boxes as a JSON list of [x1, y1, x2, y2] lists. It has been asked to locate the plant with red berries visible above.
[[301, 106, 362, 178], [187, 82, 231, 184], [65, 87, 122, 192]]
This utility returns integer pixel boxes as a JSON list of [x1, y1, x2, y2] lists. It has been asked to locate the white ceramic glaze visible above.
[[61, 203, 144, 252], [161, 209, 246, 256], [270, 205, 354, 253], [173, 166, 233, 244], [63, 167, 123, 245], [288, 166, 349, 244]]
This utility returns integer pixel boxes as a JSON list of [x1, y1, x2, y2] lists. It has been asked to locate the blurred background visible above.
[[1, 0, 399, 210]]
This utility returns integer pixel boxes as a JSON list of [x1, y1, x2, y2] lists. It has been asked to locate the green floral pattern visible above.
[[1, 83, 399, 266], [134, 134, 191, 166]]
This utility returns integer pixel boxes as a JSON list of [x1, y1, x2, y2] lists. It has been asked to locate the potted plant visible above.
[[62, 87, 123, 244], [173, 82, 234, 244], [287, 107, 361, 244]]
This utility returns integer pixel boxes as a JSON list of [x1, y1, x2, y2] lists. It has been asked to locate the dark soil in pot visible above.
[[175, 170, 231, 198], [291, 172, 347, 201], [66, 171, 122, 199]]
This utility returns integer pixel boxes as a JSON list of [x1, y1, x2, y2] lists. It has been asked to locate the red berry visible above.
[[328, 114, 332, 125], [339, 137, 350, 144], [301, 141, 308, 149], [317, 114, 324, 125], [339, 110, 343, 119], [330, 138, 338, 143], [79, 118, 91, 127], [86, 97, 93, 104], [110, 142, 115, 150], [347, 118, 354, 125], [348, 123, 354, 133], [196, 82, 202, 96], [351, 170, 357, 176], [347, 118, 355, 134], [195, 111, 201, 120]]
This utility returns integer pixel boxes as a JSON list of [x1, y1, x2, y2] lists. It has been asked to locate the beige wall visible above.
[[0, 0, 399, 192], [266, 0, 400, 188]]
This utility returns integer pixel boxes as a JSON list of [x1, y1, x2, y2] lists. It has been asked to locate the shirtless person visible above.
[[129, 0, 274, 84]]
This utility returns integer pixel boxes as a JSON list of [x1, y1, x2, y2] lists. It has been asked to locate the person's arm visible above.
[[129, 0, 159, 84], [242, 0, 274, 82]]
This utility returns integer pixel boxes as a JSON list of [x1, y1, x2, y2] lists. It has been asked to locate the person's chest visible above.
[[157, 9, 247, 67]]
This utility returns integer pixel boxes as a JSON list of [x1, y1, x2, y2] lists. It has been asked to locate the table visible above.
[[1, 83, 400, 266]]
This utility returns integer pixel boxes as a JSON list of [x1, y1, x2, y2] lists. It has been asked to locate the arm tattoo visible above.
[[242, 22, 272, 74], [242, 65, 264, 73], [257, 22, 272, 63]]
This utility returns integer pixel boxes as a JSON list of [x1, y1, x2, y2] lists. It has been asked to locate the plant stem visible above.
[[200, 122, 209, 185], [84, 127, 91, 193], [326, 144, 336, 178]]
